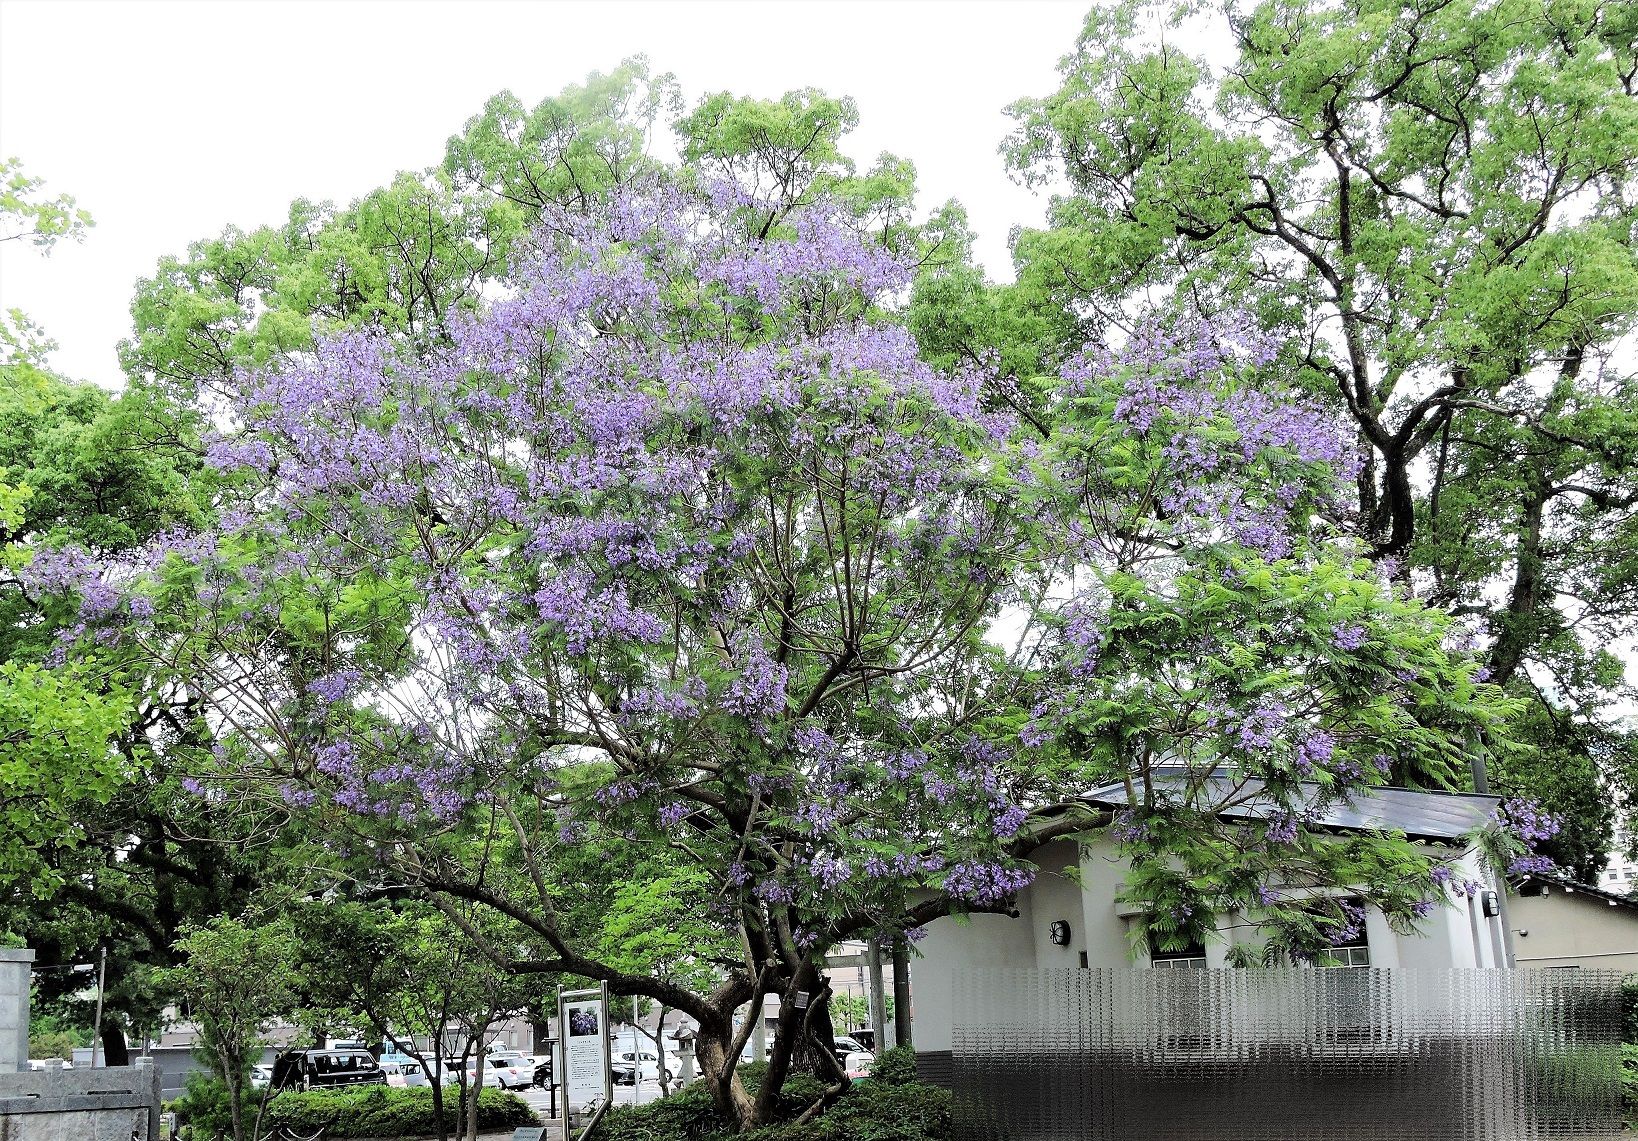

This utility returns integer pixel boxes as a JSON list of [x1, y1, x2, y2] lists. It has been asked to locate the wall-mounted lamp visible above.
[[1048, 920, 1072, 946], [1481, 890, 1501, 918]]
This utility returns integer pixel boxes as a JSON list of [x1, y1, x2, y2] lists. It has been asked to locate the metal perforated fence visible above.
[[952, 968, 1626, 1140]]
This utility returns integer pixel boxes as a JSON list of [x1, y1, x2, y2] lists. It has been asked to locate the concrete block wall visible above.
[[0, 1058, 163, 1141], [0, 948, 33, 1074]]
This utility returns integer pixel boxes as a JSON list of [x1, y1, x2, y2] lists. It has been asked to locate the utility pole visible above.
[[865, 938, 887, 1052], [891, 936, 911, 1049], [89, 946, 107, 1068]]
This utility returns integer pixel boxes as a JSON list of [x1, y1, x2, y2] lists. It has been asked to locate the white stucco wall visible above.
[[910, 889, 1036, 1054], [1078, 837, 1140, 967], [911, 836, 1521, 1054]]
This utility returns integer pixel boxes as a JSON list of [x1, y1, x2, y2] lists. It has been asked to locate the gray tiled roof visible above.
[[1077, 767, 1498, 844]]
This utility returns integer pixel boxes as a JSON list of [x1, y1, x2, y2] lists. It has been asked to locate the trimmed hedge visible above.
[[598, 1055, 949, 1141], [263, 1086, 535, 1138], [170, 1082, 536, 1139]]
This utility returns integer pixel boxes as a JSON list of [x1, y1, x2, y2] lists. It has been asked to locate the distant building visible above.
[[1595, 823, 1636, 895], [1510, 875, 1638, 972]]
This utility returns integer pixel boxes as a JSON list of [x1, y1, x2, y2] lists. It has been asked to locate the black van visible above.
[[271, 1048, 388, 1091]]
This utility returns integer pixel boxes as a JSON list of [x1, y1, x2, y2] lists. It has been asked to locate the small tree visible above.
[[293, 899, 526, 1141], [167, 916, 298, 1141]]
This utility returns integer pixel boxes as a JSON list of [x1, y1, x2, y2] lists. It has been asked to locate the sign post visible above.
[[557, 983, 611, 1141]]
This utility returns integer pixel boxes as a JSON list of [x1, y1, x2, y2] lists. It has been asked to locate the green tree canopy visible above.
[[992, 0, 1638, 870]]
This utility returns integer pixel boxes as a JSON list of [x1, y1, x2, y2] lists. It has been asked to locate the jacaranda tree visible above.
[[41, 181, 1532, 1130]]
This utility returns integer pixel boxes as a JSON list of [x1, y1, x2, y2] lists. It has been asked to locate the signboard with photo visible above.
[[563, 996, 607, 1105]]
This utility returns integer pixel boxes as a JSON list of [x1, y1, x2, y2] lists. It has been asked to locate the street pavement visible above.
[[517, 1075, 673, 1121]]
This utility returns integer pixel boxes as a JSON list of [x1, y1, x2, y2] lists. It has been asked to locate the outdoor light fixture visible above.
[[1482, 891, 1501, 918], [1049, 920, 1072, 946]]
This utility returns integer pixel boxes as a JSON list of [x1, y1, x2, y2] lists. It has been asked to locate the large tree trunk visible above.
[[695, 1021, 756, 1130], [754, 969, 848, 1128], [99, 1020, 130, 1067], [1488, 480, 1549, 687]]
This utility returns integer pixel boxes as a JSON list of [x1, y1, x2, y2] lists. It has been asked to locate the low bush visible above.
[[746, 1081, 951, 1141], [169, 1072, 237, 1140], [170, 1082, 535, 1140], [264, 1085, 535, 1138], [597, 1082, 727, 1141], [1624, 975, 1637, 1129], [1622, 974, 1637, 1044], [598, 1054, 949, 1141], [1623, 1041, 1636, 1131], [866, 1045, 918, 1087]]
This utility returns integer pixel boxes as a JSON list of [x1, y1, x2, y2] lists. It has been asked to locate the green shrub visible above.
[[254, 1085, 533, 1138], [1623, 975, 1637, 1131], [168, 1072, 237, 1140], [866, 1046, 918, 1087], [598, 1072, 950, 1141], [598, 1082, 729, 1141], [745, 1082, 951, 1141], [1622, 974, 1637, 1044], [1622, 1042, 1637, 1132], [27, 1028, 78, 1062]]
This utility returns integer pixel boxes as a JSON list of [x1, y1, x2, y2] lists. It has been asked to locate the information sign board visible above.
[[562, 993, 608, 1106]]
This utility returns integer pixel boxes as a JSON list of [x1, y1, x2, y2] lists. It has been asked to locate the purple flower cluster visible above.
[[307, 669, 362, 705], [1330, 623, 1367, 651], [1326, 900, 1367, 947], [943, 861, 1035, 906], [1237, 698, 1289, 752], [1264, 811, 1300, 846], [1293, 730, 1334, 777], [1496, 798, 1560, 845]]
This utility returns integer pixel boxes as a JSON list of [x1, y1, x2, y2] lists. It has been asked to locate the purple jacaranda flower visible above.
[[1330, 623, 1367, 651], [307, 669, 362, 705]]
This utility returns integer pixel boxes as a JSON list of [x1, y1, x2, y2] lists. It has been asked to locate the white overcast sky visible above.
[[0, 0, 1089, 389]]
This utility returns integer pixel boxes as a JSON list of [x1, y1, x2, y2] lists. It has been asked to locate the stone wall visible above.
[[0, 949, 32, 1074], [0, 1058, 162, 1141]]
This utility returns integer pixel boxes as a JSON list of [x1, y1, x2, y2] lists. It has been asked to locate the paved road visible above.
[[517, 1076, 675, 1120]]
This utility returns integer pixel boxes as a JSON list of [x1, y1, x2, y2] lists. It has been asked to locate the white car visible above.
[[249, 1064, 273, 1089], [377, 1057, 431, 1088], [612, 1049, 672, 1083], [464, 1055, 532, 1089]]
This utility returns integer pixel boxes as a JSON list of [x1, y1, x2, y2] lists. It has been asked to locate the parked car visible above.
[[376, 1056, 432, 1088], [611, 1059, 639, 1086], [612, 1048, 672, 1083], [527, 1054, 553, 1087], [249, 1064, 273, 1090], [27, 1059, 74, 1070], [831, 1035, 873, 1067], [464, 1054, 532, 1089], [271, 1049, 387, 1092]]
